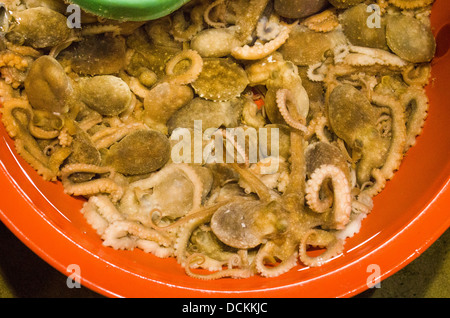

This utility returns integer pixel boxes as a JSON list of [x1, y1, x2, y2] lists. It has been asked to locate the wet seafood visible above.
[[0, 0, 436, 280], [274, 0, 329, 19]]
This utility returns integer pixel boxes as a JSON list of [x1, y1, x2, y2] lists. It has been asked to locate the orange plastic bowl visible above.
[[0, 1, 449, 298]]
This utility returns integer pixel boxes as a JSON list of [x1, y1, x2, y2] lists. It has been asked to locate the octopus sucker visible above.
[[0, 0, 435, 280]]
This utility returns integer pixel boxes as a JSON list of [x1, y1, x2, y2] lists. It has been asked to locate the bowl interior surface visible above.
[[0, 1, 449, 298]]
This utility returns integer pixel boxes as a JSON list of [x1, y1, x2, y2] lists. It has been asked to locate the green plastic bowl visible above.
[[69, 0, 192, 21]]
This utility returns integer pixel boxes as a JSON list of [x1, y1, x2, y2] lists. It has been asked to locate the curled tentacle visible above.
[[165, 49, 204, 85], [60, 164, 126, 202], [171, 4, 205, 42], [203, 0, 227, 29], [185, 253, 255, 280], [400, 86, 429, 151], [1, 98, 60, 180], [102, 219, 172, 252], [276, 88, 308, 133], [362, 93, 407, 197], [119, 163, 205, 226], [255, 241, 298, 278], [174, 210, 215, 267], [231, 22, 293, 60], [302, 9, 339, 33], [256, 16, 282, 42], [337, 45, 408, 68], [305, 164, 352, 229], [299, 229, 345, 267], [81, 195, 125, 235], [402, 63, 431, 87]]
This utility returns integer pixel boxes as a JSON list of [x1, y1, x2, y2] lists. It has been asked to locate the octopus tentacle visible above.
[[185, 253, 255, 280], [338, 45, 408, 68], [299, 229, 345, 267], [28, 125, 60, 140], [165, 49, 203, 85], [120, 164, 204, 223], [255, 242, 298, 278], [136, 240, 174, 258], [81, 195, 125, 235], [231, 163, 278, 203], [302, 9, 339, 33], [14, 138, 56, 181], [276, 88, 308, 133], [305, 164, 352, 229], [307, 62, 328, 82], [363, 93, 407, 197], [61, 164, 126, 202], [305, 115, 331, 143], [231, 22, 293, 60], [174, 211, 214, 267], [150, 201, 230, 231], [0, 50, 30, 71], [389, 0, 434, 9], [402, 63, 431, 87], [400, 86, 429, 151], [256, 16, 282, 42], [90, 122, 148, 149], [172, 4, 205, 42], [203, 0, 227, 29], [1, 98, 58, 180], [102, 220, 171, 251]]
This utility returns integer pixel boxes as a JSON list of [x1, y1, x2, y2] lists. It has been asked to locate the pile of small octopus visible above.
[[0, 0, 436, 279]]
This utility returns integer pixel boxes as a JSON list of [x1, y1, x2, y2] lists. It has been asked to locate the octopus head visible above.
[[102, 129, 171, 176], [24, 55, 74, 114], [77, 75, 133, 117], [328, 84, 390, 184], [6, 7, 72, 48], [274, 0, 329, 19], [211, 200, 290, 250]]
